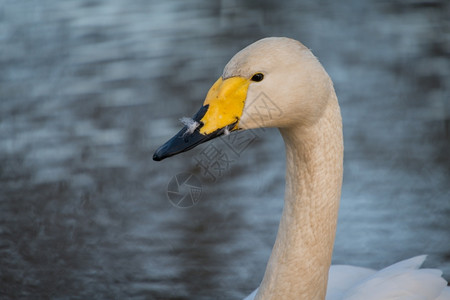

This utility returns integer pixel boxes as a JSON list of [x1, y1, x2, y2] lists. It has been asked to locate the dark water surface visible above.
[[1, 1, 449, 299]]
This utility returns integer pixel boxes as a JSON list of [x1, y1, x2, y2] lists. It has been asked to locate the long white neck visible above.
[[255, 94, 343, 300]]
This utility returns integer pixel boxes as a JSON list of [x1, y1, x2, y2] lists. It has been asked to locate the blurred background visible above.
[[1, 0, 449, 299]]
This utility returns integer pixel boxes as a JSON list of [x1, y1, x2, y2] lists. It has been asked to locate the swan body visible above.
[[153, 37, 449, 299]]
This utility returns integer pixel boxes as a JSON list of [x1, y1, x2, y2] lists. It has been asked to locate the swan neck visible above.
[[255, 97, 343, 300]]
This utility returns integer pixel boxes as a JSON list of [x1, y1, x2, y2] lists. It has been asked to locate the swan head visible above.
[[153, 37, 333, 161]]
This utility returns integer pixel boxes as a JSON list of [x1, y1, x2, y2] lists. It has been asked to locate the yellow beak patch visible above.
[[199, 76, 250, 135]]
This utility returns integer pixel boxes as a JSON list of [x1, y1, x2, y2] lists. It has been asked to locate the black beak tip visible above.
[[152, 105, 238, 162], [153, 152, 162, 161], [153, 143, 173, 161], [152, 127, 224, 162], [153, 105, 211, 162]]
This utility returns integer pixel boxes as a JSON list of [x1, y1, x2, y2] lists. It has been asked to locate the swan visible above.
[[153, 37, 450, 300]]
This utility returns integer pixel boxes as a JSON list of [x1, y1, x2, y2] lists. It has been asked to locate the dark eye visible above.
[[251, 73, 264, 82]]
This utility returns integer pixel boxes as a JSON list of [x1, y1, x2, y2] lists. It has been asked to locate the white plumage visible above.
[[246, 256, 449, 300]]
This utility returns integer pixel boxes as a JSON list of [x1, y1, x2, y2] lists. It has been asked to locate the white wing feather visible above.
[[326, 265, 375, 300], [332, 256, 449, 300], [245, 256, 450, 300]]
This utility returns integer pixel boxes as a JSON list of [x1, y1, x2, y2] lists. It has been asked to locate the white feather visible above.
[[246, 257, 449, 300], [180, 117, 199, 135]]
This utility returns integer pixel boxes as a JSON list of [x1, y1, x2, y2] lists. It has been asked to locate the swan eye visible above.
[[251, 73, 264, 82]]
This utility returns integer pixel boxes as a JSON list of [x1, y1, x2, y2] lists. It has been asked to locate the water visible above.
[[0, 1, 449, 299]]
